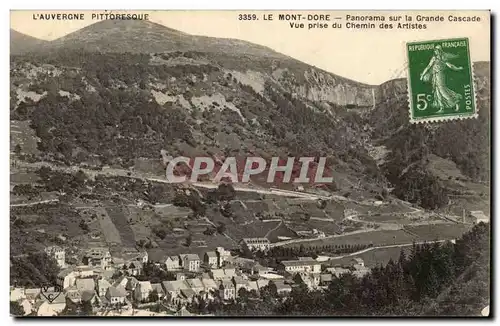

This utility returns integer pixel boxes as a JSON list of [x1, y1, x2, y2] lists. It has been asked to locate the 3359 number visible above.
[[238, 14, 258, 21]]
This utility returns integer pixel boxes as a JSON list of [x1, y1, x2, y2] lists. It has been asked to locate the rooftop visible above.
[[281, 259, 319, 267]]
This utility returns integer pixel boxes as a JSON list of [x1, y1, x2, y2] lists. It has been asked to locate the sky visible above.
[[10, 10, 490, 84]]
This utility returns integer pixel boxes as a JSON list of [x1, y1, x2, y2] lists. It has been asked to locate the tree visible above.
[[185, 235, 192, 247], [14, 144, 22, 155], [216, 222, 226, 234], [10, 301, 24, 316], [148, 289, 159, 302]]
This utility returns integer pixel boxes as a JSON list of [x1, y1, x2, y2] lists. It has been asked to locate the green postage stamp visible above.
[[406, 37, 477, 123]]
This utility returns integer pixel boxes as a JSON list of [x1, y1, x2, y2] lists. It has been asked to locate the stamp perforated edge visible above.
[[405, 37, 479, 124]]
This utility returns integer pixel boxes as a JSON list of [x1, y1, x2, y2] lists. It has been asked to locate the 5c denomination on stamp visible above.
[[406, 37, 477, 123]]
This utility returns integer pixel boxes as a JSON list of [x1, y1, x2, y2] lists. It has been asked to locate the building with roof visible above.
[[36, 291, 66, 316], [165, 256, 181, 271], [161, 280, 190, 303], [219, 280, 236, 300], [97, 279, 112, 297], [201, 278, 219, 293], [76, 278, 95, 295], [83, 248, 112, 270], [319, 273, 333, 286], [105, 285, 127, 305], [180, 254, 201, 272], [150, 283, 165, 300], [279, 258, 321, 274], [352, 264, 370, 278], [9, 288, 26, 302], [216, 247, 232, 267], [179, 288, 196, 303], [126, 277, 139, 292], [256, 279, 270, 291], [273, 281, 292, 296], [123, 261, 143, 276], [294, 272, 320, 290], [240, 238, 271, 253], [187, 278, 205, 294], [470, 210, 489, 224], [65, 287, 82, 304], [247, 281, 259, 294], [352, 258, 365, 267], [134, 281, 153, 302], [326, 267, 350, 277], [232, 276, 249, 296], [44, 246, 66, 268], [204, 251, 218, 268], [113, 276, 128, 289]]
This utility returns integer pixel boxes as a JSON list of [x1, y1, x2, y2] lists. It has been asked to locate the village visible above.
[[9, 237, 372, 316]]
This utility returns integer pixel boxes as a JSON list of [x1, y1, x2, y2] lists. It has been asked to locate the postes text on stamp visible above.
[[406, 37, 477, 123]]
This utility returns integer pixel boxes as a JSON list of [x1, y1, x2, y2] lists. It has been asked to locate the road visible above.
[[10, 199, 59, 207], [13, 160, 330, 201]]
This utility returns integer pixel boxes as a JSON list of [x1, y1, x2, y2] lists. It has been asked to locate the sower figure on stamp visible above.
[[420, 45, 464, 112]]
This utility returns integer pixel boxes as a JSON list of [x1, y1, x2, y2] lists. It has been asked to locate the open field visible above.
[[10, 120, 40, 155], [282, 229, 418, 249], [405, 223, 472, 241], [328, 245, 414, 268]]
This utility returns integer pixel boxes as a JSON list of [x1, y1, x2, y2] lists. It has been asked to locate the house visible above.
[[176, 273, 187, 281], [319, 273, 333, 286], [33, 296, 66, 317], [470, 210, 489, 224], [279, 258, 321, 274], [240, 238, 271, 253], [204, 251, 218, 268], [44, 246, 66, 268], [18, 299, 32, 316], [74, 266, 94, 278], [97, 279, 112, 297], [273, 281, 292, 296], [187, 278, 205, 294], [126, 277, 139, 292], [232, 276, 248, 296], [201, 278, 219, 294], [256, 279, 270, 292], [65, 287, 82, 304], [224, 266, 237, 278], [179, 288, 196, 303], [210, 269, 228, 281], [180, 254, 201, 272], [219, 280, 236, 300], [35, 291, 66, 316], [162, 280, 190, 304], [352, 258, 365, 267], [76, 278, 95, 295], [352, 264, 370, 278], [216, 247, 231, 267], [247, 281, 259, 295], [134, 281, 153, 302], [105, 285, 127, 306], [123, 261, 143, 276], [326, 267, 350, 278], [151, 283, 165, 300], [10, 288, 26, 302], [139, 251, 148, 264], [294, 272, 321, 290], [113, 276, 128, 289], [83, 248, 112, 270]]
